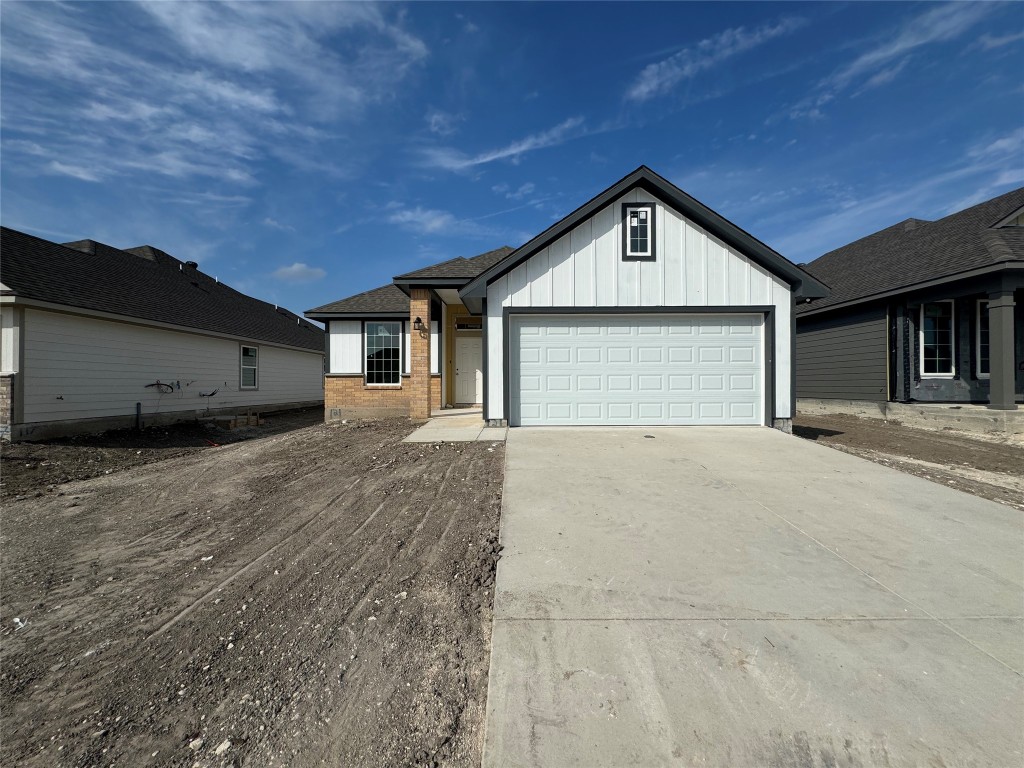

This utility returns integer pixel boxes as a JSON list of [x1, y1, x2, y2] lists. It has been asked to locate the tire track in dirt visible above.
[[2, 419, 504, 768]]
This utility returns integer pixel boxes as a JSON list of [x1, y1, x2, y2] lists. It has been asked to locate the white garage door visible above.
[[510, 314, 763, 426]]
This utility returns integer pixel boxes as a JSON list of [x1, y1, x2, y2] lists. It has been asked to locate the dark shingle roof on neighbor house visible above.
[[798, 187, 1024, 315], [0, 227, 325, 352], [307, 246, 515, 316]]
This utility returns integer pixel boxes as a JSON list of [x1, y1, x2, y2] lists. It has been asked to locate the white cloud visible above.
[[493, 182, 536, 200], [976, 31, 1024, 50], [426, 109, 463, 136], [0, 1, 427, 189], [272, 262, 327, 283], [786, 3, 996, 120], [263, 217, 295, 232], [388, 206, 457, 234], [625, 18, 806, 102], [421, 116, 586, 171], [46, 161, 102, 182]]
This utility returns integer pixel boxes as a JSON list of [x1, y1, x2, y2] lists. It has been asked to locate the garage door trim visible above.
[[502, 305, 776, 427]]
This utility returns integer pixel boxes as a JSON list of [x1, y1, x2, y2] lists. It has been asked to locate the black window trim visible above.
[[621, 202, 656, 262]]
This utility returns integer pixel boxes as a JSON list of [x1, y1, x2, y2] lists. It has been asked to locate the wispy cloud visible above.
[[768, 128, 1024, 260], [975, 31, 1024, 51], [425, 109, 463, 136], [272, 262, 327, 283], [389, 206, 457, 234], [493, 182, 536, 200], [421, 116, 586, 171], [262, 217, 295, 232], [786, 3, 996, 119], [625, 18, 806, 102], [0, 1, 427, 189]]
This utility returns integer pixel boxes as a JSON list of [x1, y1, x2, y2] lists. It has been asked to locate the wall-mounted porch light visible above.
[[413, 316, 425, 331]]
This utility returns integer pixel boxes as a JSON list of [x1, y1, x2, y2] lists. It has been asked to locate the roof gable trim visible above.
[[459, 166, 829, 302]]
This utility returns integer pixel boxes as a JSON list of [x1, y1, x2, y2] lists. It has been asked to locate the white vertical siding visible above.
[[485, 190, 793, 421], [329, 320, 362, 374], [22, 308, 324, 423], [404, 321, 411, 375], [486, 298, 504, 421], [430, 320, 440, 375], [1, 306, 18, 373]]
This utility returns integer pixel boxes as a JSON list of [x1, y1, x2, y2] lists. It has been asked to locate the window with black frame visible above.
[[365, 321, 401, 385]]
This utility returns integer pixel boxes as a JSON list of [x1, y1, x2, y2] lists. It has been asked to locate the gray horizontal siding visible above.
[[796, 306, 888, 402]]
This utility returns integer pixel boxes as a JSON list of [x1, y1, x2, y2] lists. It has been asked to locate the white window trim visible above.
[[240, 344, 259, 390], [918, 301, 956, 378], [976, 300, 990, 379], [364, 320, 402, 387], [624, 204, 653, 258]]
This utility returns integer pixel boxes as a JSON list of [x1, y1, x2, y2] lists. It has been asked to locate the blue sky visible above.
[[2, 2, 1022, 316]]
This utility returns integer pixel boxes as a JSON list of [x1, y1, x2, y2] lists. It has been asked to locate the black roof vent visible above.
[[184, 260, 199, 269]]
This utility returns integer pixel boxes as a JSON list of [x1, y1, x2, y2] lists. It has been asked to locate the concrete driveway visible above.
[[483, 428, 1024, 767]]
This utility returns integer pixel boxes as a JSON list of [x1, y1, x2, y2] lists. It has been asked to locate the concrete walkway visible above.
[[484, 427, 1024, 767], [403, 408, 507, 443]]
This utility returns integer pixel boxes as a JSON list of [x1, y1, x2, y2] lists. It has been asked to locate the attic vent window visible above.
[[622, 203, 655, 261]]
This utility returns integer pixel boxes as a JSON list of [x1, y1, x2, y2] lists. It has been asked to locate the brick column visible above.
[[409, 288, 432, 421], [988, 286, 1017, 410]]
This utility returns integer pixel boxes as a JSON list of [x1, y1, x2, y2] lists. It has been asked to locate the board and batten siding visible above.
[[485, 189, 793, 421], [22, 308, 324, 423], [795, 306, 888, 402], [327, 319, 439, 376]]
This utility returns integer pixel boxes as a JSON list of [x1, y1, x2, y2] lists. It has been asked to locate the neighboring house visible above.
[[0, 228, 325, 440], [796, 188, 1024, 412], [306, 166, 828, 430]]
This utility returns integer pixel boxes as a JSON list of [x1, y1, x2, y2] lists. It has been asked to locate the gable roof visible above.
[[306, 283, 410, 316], [0, 227, 324, 352], [459, 165, 829, 310], [306, 246, 517, 319], [394, 246, 514, 281], [797, 187, 1024, 316]]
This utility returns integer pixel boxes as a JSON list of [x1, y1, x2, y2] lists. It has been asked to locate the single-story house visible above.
[[0, 227, 325, 440], [796, 188, 1023, 411], [306, 166, 828, 430]]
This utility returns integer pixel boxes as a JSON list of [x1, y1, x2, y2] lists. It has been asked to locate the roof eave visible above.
[[796, 260, 1024, 319], [460, 165, 829, 302]]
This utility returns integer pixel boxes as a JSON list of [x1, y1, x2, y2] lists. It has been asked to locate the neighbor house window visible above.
[[240, 345, 258, 389], [976, 300, 990, 378], [920, 301, 955, 377], [622, 203, 655, 260], [365, 321, 401, 385]]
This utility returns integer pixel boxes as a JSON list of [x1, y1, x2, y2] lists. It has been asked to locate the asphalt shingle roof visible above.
[[392, 246, 514, 280], [305, 283, 411, 315], [798, 188, 1024, 315], [0, 227, 324, 352], [308, 246, 516, 316]]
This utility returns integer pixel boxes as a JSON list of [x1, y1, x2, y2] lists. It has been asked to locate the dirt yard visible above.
[[794, 413, 1024, 511], [0, 407, 324, 500], [1, 419, 505, 767]]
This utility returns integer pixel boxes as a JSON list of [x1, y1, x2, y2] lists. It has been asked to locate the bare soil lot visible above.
[[0, 407, 324, 499], [1, 419, 504, 767], [794, 413, 1024, 510]]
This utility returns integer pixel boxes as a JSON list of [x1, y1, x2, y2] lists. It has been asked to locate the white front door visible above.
[[456, 335, 483, 405]]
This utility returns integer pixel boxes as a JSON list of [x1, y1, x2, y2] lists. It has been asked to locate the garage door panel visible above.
[[511, 314, 763, 426]]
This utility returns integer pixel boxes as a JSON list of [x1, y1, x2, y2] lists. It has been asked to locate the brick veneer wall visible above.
[[0, 374, 13, 437], [408, 289, 432, 421], [324, 374, 441, 420]]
